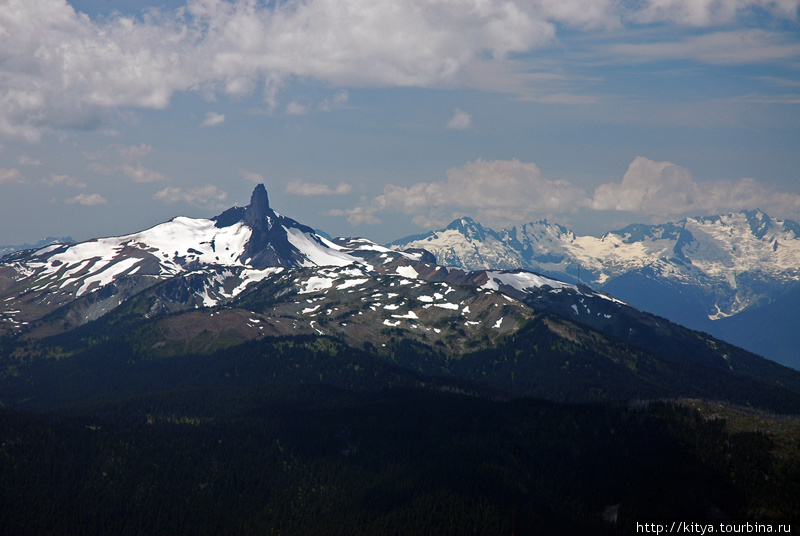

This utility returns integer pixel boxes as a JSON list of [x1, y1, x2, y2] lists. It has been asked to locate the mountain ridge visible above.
[[0, 235, 74, 260], [390, 210, 800, 369], [2, 185, 800, 417]]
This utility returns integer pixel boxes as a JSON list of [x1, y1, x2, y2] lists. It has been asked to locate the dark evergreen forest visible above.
[[2, 328, 800, 534]]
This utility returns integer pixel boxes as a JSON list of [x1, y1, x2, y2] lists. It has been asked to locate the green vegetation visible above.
[[1, 388, 798, 535]]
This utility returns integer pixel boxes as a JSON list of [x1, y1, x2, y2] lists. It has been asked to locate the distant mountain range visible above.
[[390, 211, 800, 369], [0, 235, 73, 259], [2, 185, 800, 413]]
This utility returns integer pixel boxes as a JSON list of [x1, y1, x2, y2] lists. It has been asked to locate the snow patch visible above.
[[285, 227, 356, 267], [298, 276, 334, 294], [337, 278, 369, 290], [395, 265, 418, 279]]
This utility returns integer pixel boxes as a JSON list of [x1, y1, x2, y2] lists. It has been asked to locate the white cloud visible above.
[[0, 0, 192, 141], [0, 168, 23, 184], [120, 163, 165, 183], [290, 90, 350, 114], [154, 184, 228, 207], [589, 156, 800, 218], [342, 158, 586, 227], [18, 155, 41, 166], [338, 155, 800, 228], [590, 157, 697, 214], [44, 173, 87, 188], [65, 193, 107, 206], [319, 90, 349, 112], [328, 205, 382, 225], [453, 59, 600, 103], [609, 30, 800, 65], [1, 0, 797, 141], [241, 170, 264, 184], [286, 101, 311, 116], [286, 179, 352, 195], [447, 109, 472, 130], [88, 143, 166, 183], [0, 0, 563, 140], [628, 0, 800, 26], [201, 112, 226, 127]]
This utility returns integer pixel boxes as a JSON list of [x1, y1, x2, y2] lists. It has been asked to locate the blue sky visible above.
[[1, 0, 799, 245]]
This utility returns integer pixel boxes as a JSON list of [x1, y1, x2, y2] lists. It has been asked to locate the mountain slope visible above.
[[0, 184, 368, 335], [390, 211, 800, 368], [0, 236, 74, 260], [2, 185, 800, 415], [3, 187, 800, 534]]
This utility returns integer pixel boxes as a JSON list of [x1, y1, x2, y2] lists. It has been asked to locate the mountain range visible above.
[[2, 184, 799, 411], [0, 235, 73, 258], [390, 211, 800, 369], [3, 185, 800, 531]]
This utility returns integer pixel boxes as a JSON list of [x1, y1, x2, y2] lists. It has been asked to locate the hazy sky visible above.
[[1, 0, 799, 245]]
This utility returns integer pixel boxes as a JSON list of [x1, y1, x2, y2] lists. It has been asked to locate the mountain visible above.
[[2, 185, 800, 413], [0, 235, 74, 259], [4, 186, 800, 531], [390, 211, 800, 369], [0, 184, 360, 333]]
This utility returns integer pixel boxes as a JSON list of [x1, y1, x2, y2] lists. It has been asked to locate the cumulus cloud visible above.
[[589, 156, 800, 218], [43, 173, 87, 188], [286, 179, 352, 196], [1, 0, 797, 140], [154, 184, 228, 207], [337, 155, 800, 228], [342, 158, 586, 227], [447, 109, 472, 130], [65, 193, 107, 206], [88, 143, 166, 183], [0, 168, 24, 184], [0, 0, 191, 141], [0, 0, 560, 140], [201, 112, 225, 127]]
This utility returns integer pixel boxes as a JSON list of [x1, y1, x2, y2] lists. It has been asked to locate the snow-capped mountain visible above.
[[0, 185, 359, 323], [0, 236, 74, 259], [0, 183, 691, 367], [390, 211, 800, 368], [4, 184, 800, 413], [0, 185, 615, 341]]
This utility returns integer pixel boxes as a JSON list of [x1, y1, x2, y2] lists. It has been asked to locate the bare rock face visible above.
[[245, 183, 270, 229]]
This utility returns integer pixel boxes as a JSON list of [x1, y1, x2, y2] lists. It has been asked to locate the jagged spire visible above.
[[246, 184, 271, 227], [250, 184, 269, 211]]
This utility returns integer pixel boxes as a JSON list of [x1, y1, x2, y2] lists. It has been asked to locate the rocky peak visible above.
[[213, 184, 274, 229], [246, 184, 271, 225], [446, 217, 489, 241]]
